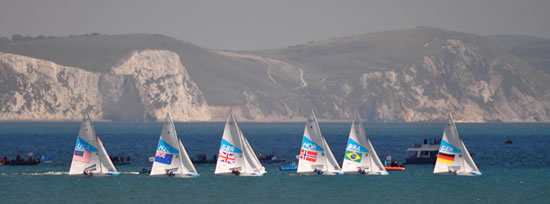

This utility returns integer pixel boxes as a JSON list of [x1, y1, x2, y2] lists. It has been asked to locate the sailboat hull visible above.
[[298, 171, 343, 176], [215, 172, 264, 177], [343, 171, 389, 176], [69, 172, 120, 177], [150, 173, 199, 178], [434, 171, 482, 176]]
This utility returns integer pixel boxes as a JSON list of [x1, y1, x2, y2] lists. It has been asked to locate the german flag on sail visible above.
[[437, 152, 455, 164]]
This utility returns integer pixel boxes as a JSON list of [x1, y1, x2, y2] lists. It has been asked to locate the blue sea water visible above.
[[0, 122, 549, 203]]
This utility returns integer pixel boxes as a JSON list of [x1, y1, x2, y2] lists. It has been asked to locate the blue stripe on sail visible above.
[[346, 138, 369, 153], [220, 139, 242, 154], [75, 137, 98, 152], [301, 136, 324, 152], [439, 140, 462, 154], [157, 139, 179, 154]]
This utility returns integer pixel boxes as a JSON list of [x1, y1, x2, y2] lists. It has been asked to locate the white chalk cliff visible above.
[[0, 50, 210, 121]]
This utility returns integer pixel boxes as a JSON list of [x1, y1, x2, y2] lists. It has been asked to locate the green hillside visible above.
[[487, 35, 548, 50], [511, 40, 550, 74]]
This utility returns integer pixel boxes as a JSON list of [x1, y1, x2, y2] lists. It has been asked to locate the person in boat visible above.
[[358, 167, 366, 174], [83, 169, 93, 176], [384, 155, 392, 166], [166, 170, 175, 177], [505, 137, 513, 144], [391, 160, 399, 167], [232, 168, 241, 176], [313, 167, 324, 175], [139, 168, 151, 175]]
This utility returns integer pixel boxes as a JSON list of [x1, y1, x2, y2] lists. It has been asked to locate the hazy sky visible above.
[[1, 0, 549, 50]]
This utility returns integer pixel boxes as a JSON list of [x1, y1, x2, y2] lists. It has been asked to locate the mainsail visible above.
[[342, 113, 388, 175], [433, 114, 481, 176], [297, 111, 342, 175], [69, 112, 118, 176], [214, 112, 266, 176], [151, 113, 198, 177]]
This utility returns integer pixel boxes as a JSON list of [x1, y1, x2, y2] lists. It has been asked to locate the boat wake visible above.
[[1, 171, 141, 176], [120, 171, 139, 175], [21, 171, 69, 175]]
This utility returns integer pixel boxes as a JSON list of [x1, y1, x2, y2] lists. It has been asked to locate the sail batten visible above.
[[433, 114, 481, 176]]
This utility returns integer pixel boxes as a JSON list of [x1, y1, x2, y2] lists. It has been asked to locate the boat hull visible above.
[[279, 167, 297, 171], [150, 173, 200, 178], [68, 172, 120, 176], [434, 171, 482, 176], [343, 171, 389, 175], [384, 166, 406, 171], [297, 171, 344, 176], [215, 172, 265, 177]]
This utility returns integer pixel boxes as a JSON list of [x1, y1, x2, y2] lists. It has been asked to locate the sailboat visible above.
[[214, 112, 266, 176], [150, 113, 199, 177], [69, 112, 119, 176], [297, 111, 343, 175], [433, 114, 481, 176], [341, 113, 388, 175]]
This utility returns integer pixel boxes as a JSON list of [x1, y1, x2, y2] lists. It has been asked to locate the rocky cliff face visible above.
[[234, 28, 550, 122], [1, 28, 549, 122], [0, 50, 210, 121]]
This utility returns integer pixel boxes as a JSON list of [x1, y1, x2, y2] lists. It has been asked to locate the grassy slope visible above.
[[487, 35, 548, 50], [510, 40, 550, 74]]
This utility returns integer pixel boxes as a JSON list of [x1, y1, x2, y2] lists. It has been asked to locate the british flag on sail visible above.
[[218, 152, 236, 164]]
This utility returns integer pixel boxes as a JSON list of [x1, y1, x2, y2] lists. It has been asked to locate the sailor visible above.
[[166, 170, 175, 177], [358, 167, 366, 174], [313, 167, 323, 175], [139, 168, 150, 175], [83, 169, 93, 176], [232, 168, 241, 176]]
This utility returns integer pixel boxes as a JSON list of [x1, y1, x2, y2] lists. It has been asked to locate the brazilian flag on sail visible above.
[[345, 150, 361, 162]]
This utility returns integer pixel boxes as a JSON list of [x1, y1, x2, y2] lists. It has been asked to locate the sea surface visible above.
[[0, 122, 549, 203]]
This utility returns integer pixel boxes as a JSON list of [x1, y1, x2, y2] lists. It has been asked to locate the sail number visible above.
[[440, 145, 454, 153], [302, 142, 317, 150], [347, 144, 361, 152], [221, 144, 235, 152]]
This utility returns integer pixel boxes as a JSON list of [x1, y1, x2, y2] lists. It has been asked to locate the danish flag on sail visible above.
[[300, 149, 318, 162]]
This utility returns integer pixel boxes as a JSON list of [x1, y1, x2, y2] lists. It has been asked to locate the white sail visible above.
[[297, 111, 342, 175], [151, 113, 198, 177], [215, 113, 265, 176], [433, 114, 481, 176], [342, 113, 388, 175], [69, 112, 118, 176]]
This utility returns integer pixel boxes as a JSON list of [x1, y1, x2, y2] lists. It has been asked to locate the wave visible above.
[[0, 171, 142, 176]]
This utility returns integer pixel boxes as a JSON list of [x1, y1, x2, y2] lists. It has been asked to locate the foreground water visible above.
[[0, 122, 549, 203]]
